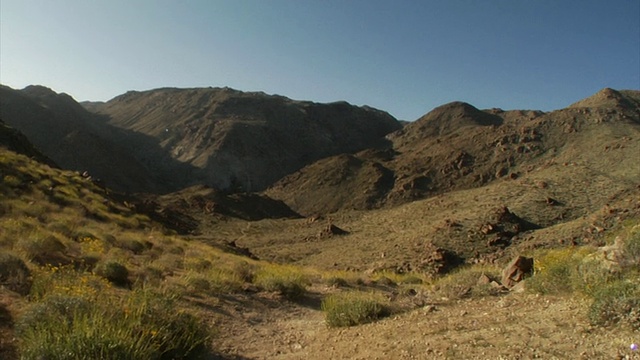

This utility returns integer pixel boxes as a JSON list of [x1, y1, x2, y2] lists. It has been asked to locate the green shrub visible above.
[[115, 236, 147, 254], [588, 280, 640, 330], [17, 289, 209, 360], [206, 268, 244, 293], [0, 252, 32, 295], [321, 291, 389, 327], [622, 227, 640, 269], [527, 247, 594, 295], [94, 261, 130, 287], [254, 265, 308, 300], [15, 233, 67, 265]]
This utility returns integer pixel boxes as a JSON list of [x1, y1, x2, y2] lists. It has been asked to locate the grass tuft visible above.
[[254, 264, 309, 300], [321, 291, 389, 327]]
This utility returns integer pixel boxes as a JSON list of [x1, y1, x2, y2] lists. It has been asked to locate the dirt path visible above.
[[213, 291, 639, 360]]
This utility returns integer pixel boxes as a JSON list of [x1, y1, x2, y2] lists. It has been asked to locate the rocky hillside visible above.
[[0, 85, 167, 192], [0, 119, 54, 166], [1, 85, 400, 194], [86, 87, 401, 192], [265, 88, 640, 216]]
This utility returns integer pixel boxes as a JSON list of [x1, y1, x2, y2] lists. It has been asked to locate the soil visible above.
[[210, 287, 640, 359]]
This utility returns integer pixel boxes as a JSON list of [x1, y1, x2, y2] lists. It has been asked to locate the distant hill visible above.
[[2, 85, 400, 194], [265, 88, 640, 216], [0, 85, 167, 192], [85, 87, 401, 192], [0, 119, 54, 166]]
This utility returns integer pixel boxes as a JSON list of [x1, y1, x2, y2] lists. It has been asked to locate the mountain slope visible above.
[[87, 87, 401, 192], [265, 89, 640, 216], [0, 85, 173, 192]]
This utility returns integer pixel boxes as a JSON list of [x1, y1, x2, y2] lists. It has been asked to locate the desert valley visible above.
[[0, 84, 639, 359]]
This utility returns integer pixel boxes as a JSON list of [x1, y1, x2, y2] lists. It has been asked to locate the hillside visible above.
[[0, 85, 168, 193], [266, 88, 640, 216], [1, 87, 639, 359], [85, 87, 401, 192]]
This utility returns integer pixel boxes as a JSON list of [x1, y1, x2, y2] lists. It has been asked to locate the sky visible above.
[[1, 1, 639, 121]]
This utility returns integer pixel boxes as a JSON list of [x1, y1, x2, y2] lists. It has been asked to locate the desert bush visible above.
[[326, 276, 349, 288], [433, 265, 501, 299], [207, 268, 245, 293], [254, 265, 309, 300], [588, 280, 640, 330], [622, 226, 640, 269], [17, 289, 209, 360], [321, 291, 389, 327], [115, 236, 148, 254], [46, 221, 73, 237], [185, 257, 212, 272], [15, 233, 67, 265], [527, 247, 595, 295], [232, 261, 257, 283], [135, 266, 165, 287], [185, 275, 211, 293], [0, 252, 32, 295], [29, 265, 111, 301], [94, 261, 130, 287], [3, 174, 22, 187]]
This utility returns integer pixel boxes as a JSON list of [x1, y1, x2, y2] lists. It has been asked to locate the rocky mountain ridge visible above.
[[266, 88, 640, 216], [1, 85, 401, 194]]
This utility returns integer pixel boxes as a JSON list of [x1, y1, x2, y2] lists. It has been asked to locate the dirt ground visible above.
[[212, 289, 639, 360]]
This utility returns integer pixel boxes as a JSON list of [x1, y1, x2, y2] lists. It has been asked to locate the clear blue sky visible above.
[[1, 1, 639, 120]]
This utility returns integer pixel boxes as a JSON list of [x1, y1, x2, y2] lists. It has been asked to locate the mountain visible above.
[[0, 119, 54, 166], [0, 85, 169, 192], [2, 85, 400, 194], [265, 88, 640, 216], [86, 87, 401, 192]]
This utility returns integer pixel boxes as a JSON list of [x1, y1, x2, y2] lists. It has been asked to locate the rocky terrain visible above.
[[1, 85, 639, 359], [84, 87, 401, 192], [266, 88, 640, 215]]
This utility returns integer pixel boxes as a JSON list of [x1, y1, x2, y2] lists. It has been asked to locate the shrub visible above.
[[588, 280, 640, 330], [206, 268, 245, 293], [326, 276, 349, 288], [29, 265, 111, 301], [0, 252, 32, 295], [15, 233, 67, 265], [17, 289, 210, 359], [622, 226, 640, 269], [94, 261, 130, 287], [254, 265, 309, 300], [115, 236, 147, 254], [527, 247, 594, 295], [322, 291, 389, 327], [433, 265, 501, 300]]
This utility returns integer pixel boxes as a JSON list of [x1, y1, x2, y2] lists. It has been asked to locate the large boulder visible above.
[[501, 255, 533, 288]]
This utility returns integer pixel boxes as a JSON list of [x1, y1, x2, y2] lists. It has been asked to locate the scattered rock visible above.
[[418, 243, 463, 275], [318, 224, 349, 238], [501, 256, 534, 288]]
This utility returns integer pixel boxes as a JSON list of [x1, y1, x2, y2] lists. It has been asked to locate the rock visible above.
[[318, 224, 349, 238], [509, 281, 526, 293], [582, 236, 625, 273], [418, 243, 463, 275], [477, 273, 492, 285], [501, 256, 533, 288]]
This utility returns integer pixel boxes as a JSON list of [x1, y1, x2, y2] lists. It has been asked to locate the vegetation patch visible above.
[[254, 264, 309, 300], [321, 291, 389, 327], [0, 252, 32, 295], [588, 280, 640, 330], [94, 261, 130, 287], [17, 289, 209, 360], [433, 264, 501, 300]]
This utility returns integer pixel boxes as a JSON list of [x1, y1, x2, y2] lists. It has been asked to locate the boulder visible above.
[[501, 255, 533, 288]]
